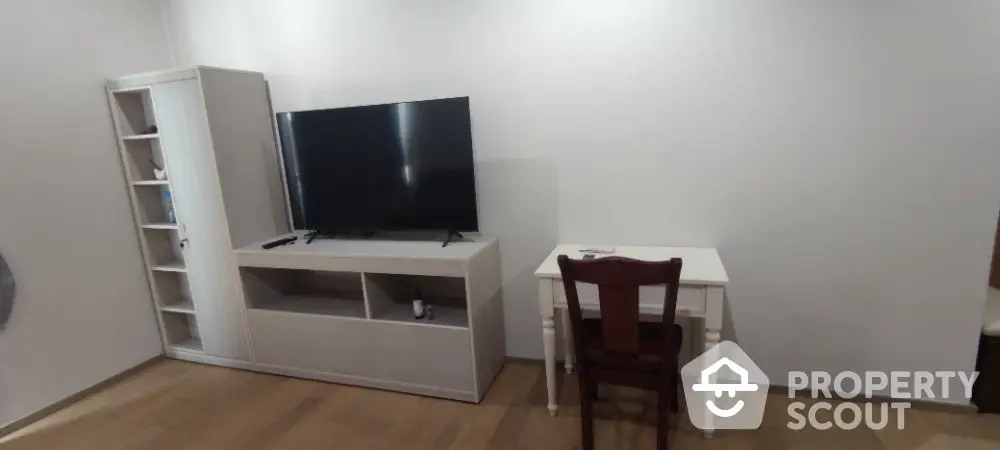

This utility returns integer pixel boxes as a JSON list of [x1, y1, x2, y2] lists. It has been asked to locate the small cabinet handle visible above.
[[180, 238, 190, 249]]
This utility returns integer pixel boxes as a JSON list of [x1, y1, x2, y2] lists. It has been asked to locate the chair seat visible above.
[[580, 318, 683, 371]]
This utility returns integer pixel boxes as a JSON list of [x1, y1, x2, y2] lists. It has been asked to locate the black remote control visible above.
[[262, 236, 297, 249]]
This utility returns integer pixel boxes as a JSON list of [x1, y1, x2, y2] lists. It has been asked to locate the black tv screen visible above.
[[277, 97, 479, 233]]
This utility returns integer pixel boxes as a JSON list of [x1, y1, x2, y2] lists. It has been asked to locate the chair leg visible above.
[[589, 380, 599, 400], [579, 373, 595, 450], [671, 371, 680, 413], [657, 386, 671, 450]]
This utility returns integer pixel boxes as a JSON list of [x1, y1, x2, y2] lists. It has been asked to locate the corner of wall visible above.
[[156, 0, 181, 67]]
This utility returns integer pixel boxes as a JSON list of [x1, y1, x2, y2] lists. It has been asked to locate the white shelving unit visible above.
[[108, 86, 202, 354], [235, 232, 506, 403], [107, 67, 288, 366], [108, 66, 506, 403]]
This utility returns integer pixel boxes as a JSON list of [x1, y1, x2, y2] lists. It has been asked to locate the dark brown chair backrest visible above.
[[557, 255, 683, 359]]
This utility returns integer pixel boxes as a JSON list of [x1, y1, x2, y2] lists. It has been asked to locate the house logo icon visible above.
[[692, 357, 760, 418], [681, 341, 769, 430]]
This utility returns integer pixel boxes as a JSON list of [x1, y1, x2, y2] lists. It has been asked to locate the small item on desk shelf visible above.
[[162, 190, 176, 223], [145, 125, 158, 134], [261, 236, 297, 249], [579, 246, 615, 254], [413, 289, 425, 319], [150, 158, 167, 180], [426, 305, 435, 320]]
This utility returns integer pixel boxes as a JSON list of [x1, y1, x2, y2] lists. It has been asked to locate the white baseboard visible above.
[[165, 350, 256, 371], [254, 363, 479, 403], [164, 352, 479, 403]]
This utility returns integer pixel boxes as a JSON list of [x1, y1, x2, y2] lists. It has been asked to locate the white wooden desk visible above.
[[534, 245, 729, 418]]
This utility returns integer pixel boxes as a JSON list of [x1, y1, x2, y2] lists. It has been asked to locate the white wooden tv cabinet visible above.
[[234, 232, 505, 402]]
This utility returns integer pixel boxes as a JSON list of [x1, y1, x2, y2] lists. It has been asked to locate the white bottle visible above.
[[412, 289, 425, 319]]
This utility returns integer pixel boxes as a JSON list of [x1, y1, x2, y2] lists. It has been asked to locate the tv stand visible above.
[[442, 231, 464, 248], [304, 230, 337, 244], [306, 231, 382, 244], [234, 232, 505, 402]]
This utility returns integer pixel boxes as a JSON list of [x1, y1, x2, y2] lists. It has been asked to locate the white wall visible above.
[[161, 0, 1000, 401], [0, 1, 171, 427]]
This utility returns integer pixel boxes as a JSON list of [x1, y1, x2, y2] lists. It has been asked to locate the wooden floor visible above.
[[2, 359, 999, 450]]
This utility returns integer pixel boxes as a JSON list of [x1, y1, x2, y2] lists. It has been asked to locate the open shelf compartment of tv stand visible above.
[[235, 232, 505, 402]]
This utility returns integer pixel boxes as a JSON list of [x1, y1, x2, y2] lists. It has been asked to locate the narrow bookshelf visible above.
[[109, 86, 202, 354]]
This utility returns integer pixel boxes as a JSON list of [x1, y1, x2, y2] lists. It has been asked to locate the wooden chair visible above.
[[557, 255, 684, 450]]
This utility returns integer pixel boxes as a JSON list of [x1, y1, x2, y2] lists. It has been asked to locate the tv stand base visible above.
[[306, 230, 466, 247], [442, 231, 464, 248], [233, 235, 504, 403], [304, 231, 338, 244]]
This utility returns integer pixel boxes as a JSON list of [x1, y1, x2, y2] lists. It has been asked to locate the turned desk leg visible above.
[[543, 315, 558, 416], [539, 279, 559, 416], [702, 286, 724, 438], [561, 308, 574, 374], [702, 326, 721, 439]]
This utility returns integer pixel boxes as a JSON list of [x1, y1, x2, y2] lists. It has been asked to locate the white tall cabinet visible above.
[[107, 67, 288, 366]]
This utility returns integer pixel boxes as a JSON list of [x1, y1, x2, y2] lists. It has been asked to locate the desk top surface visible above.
[[534, 244, 729, 285], [236, 231, 497, 262]]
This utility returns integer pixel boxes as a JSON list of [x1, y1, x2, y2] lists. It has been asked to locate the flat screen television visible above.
[[276, 97, 478, 235]]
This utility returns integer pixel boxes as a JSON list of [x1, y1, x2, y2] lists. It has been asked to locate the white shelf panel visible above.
[[373, 303, 468, 329], [170, 336, 203, 352], [162, 310, 201, 353], [152, 262, 186, 273], [122, 133, 159, 141], [142, 223, 179, 230], [237, 234, 498, 278], [133, 180, 169, 186], [250, 295, 367, 319], [161, 300, 195, 314], [110, 86, 151, 94]]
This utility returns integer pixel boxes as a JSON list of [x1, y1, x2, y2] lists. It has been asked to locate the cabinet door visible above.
[[370, 322, 475, 393], [152, 79, 250, 361], [247, 310, 372, 377]]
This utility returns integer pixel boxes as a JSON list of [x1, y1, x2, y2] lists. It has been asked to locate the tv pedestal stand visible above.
[[304, 231, 338, 244], [234, 232, 505, 403], [442, 231, 464, 248], [306, 230, 464, 247]]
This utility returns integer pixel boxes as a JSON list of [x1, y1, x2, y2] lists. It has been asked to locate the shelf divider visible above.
[[161, 300, 195, 315], [133, 180, 169, 186], [142, 223, 179, 230], [121, 133, 159, 141], [152, 262, 186, 273]]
